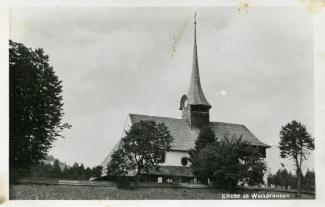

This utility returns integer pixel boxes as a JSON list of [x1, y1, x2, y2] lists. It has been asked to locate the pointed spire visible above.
[[187, 12, 211, 108]]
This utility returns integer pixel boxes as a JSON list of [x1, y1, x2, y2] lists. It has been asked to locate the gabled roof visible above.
[[129, 113, 269, 150]]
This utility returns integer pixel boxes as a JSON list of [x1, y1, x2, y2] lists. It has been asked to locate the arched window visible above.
[[179, 95, 188, 110]]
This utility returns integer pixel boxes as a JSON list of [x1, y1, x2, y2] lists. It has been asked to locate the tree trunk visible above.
[[135, 173, 141, 187], [297, 167, 302, 198]]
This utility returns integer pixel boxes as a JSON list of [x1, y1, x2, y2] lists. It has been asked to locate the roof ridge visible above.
[[129, 113, 186, 122], [129, 114, 249, 127]]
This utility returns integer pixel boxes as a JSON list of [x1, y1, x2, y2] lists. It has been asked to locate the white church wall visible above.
[[161, 150, 190, 167]]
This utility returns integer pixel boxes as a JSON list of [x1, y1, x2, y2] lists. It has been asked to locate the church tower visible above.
[[179, 13, 211, 129]]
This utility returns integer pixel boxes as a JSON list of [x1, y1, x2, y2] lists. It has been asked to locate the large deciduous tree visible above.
[[106, 148, 132, 177], [106, 120, 173, 184], [279, 120, 314, 198], [9, 40, 70, 182]]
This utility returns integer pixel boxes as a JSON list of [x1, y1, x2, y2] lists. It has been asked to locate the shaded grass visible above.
[[10, 184, 315, 200]]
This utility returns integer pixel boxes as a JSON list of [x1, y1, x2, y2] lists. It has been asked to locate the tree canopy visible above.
[[29, 159, 103, 180], [303, 169, 315, 192], [9, 40, 71, 181], [267, 168, 315, 192], [278, 120, 314, 197], [106, 120, 173, 182], [190, 126, 266, 189], [267, 168, 296, 189], [194, 125, 216, 151]]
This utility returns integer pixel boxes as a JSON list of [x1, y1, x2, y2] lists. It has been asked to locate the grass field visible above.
[[10, 184, 315, 200]]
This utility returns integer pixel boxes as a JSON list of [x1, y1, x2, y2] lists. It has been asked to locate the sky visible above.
[[9, 7, 314, 173]]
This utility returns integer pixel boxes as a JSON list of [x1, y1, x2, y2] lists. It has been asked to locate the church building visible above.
[[101, 14, 270, 184]]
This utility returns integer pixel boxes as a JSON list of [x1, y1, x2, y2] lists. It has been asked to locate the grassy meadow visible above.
[[10, 184, 315, 200]]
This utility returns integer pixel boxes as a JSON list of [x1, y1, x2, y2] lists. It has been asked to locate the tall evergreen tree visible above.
[[50, 159, 62, 178], [303, 169, 315, 192], [194, 125, 216, 151], [62, 166, 69, 179], [91, 165, 103, 178], [78, 164, 87, 180], [267, 169, 298, 189]]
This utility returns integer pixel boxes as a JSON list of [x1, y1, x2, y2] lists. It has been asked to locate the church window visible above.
[[159, 151, 165, 163], [179, 95, 188, 110], [157, 177, 163, 183], [181, 157, 189, 166]]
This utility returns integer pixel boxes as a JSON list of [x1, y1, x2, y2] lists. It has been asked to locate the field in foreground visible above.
[[10, 184, 315, 200]]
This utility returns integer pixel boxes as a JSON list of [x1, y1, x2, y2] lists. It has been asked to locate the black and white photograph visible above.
[[1, 1, 325, 204]]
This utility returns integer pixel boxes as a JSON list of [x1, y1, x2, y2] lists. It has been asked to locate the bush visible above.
[[190, 128, 266, 190]]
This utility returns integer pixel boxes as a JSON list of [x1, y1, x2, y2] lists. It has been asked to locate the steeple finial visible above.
[[194, 12, 197, 47], [186, 12, 211, 108]]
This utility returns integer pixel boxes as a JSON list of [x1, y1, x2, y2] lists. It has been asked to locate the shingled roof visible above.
[[129, 113, 270, 151]]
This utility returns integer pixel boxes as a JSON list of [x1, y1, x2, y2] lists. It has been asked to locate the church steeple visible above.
[[187, 12, 211, 108], [179, 13, 211, 129]]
